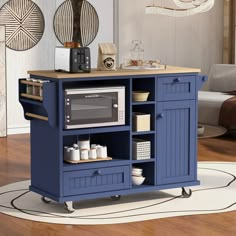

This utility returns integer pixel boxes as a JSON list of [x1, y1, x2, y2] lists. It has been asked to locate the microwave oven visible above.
[[64, 86, 125, 129]]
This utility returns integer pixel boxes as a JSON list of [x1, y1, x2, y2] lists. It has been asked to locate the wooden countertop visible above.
[[28, 66, 201, 79]]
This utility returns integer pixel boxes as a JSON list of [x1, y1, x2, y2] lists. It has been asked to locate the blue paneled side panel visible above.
[[31, 121, 61, 196]]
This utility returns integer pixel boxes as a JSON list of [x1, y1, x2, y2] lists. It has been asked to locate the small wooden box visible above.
[[132, 112, 151, 132]]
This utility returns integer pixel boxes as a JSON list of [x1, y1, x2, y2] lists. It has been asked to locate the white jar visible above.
[[80, 149, 89, 160], [69, 148, 80, 161], [97, 146, 107, 158], [89, 148, 97, 160], [79, 140, 90, 150]]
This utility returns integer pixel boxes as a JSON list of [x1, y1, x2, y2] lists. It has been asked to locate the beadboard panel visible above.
[[0, 0, 113, 134], [0, 25, 6, 137]]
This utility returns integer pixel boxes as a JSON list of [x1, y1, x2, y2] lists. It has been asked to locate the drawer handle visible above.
[[95, 170, 102, 175], [157, 113, 164, 119], [173, 78, 181, 83]]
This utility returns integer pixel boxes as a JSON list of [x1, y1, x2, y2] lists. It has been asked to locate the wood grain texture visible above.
[[28, 66, 201, 79], [0, 134, 236, 235], [0, 25, 6, 137]]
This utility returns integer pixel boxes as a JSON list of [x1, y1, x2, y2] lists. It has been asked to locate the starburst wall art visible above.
[[0, 0, 45, 51]]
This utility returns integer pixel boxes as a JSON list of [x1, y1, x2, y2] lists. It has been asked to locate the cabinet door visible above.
[[156, 100, 196, 185]]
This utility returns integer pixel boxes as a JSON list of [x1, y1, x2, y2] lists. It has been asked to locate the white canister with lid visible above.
[[79, 140, 90, 150]]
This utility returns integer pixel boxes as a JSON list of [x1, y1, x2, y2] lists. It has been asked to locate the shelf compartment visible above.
[[19, 79, 57, 127], [63, 131, 131, 161], [132, 104, 155, 132], [132, 162, 155, 187], [132, 138, 151, 160], [132, 77, 155, 101], [132, 133, 155, 162]]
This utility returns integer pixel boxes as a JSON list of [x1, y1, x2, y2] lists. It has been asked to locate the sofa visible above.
[[198, 64, 236, 129]]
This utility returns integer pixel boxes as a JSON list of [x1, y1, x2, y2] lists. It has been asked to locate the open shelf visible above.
[[132, 162, 155, 187], [19, 79, 57, 127], [132, 77, 156, 102], [63, 131, 131, 162]]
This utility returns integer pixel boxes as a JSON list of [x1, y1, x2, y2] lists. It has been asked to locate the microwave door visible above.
[[65, 92, 118, 128]]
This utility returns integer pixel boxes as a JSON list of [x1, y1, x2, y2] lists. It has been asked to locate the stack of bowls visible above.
[[132, 167, 145, 185]]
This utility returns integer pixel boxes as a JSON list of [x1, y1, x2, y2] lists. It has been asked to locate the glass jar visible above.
[[129, 40, 144, 66]]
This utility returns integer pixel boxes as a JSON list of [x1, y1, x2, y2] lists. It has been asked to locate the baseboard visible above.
[[7, 125, 30, 135]]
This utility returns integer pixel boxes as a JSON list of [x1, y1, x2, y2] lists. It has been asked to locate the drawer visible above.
[[64, 165, 130, 196], [156, 76, 196, 101]]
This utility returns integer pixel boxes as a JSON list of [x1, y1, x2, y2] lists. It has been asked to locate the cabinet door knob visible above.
[[113, 104, 118, 109], [157, 113, 164, 119], [95, 170, 102, 175], [174, 78, 181, 83]]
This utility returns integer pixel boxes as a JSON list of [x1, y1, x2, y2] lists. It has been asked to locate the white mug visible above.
[[97, 146, 107, 158], [69, 148, 80, 161], [80, 149, 89, 160], [89, 148, 97, 160]]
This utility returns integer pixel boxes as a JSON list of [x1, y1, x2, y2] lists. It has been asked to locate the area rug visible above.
[[198, 125, 227, 139], [0, 162, 236, 225]]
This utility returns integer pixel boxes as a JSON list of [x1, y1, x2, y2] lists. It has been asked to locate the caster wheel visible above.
[[64, 201, 75, 213], [111, 195, 121, 201], [182, 187, 192, 198], [41, 196, 51, 204]]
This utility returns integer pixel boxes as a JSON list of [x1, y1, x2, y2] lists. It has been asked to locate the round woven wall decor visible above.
[[54, 0, 99, 47], [0, 0, 45, 51]]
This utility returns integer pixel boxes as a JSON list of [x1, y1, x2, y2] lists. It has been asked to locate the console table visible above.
[[19, 66, 207, 212]]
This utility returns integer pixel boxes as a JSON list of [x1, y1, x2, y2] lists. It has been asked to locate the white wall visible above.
[[117, 0, 224, 76], [0, 0, 114, 134]]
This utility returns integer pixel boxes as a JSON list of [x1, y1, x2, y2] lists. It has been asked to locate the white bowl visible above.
[[132, 170, 143, 176], [132, 167, 143, 172], [132, 176, 146, 185], [132, 91, 150, 102]]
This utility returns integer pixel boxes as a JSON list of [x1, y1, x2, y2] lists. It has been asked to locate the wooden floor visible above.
[[0, 134, 236, 236]]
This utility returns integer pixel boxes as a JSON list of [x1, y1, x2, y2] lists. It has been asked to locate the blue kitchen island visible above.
[[19, 66, 207, 212]]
